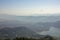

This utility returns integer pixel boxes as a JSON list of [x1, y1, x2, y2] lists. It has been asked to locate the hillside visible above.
[[0, 27, 43, 39]]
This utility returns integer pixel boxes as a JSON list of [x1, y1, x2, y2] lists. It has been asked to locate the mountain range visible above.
[[0, 14, 60, 37], [0, 14, 60, 32]]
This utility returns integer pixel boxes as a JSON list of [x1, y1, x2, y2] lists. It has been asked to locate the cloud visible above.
[[39, 27, 60, 37], [0, 8, 60, 16]]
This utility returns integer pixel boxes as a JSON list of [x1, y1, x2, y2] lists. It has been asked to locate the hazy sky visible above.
[[0, 0, 60, 16]]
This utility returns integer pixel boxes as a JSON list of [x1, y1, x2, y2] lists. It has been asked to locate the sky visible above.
[[0, 0, 60, 16]]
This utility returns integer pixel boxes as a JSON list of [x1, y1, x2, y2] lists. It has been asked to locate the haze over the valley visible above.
[[0, 0, 60, 39]]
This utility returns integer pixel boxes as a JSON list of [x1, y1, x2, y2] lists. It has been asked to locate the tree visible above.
[[4, 38, 10, 40]]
